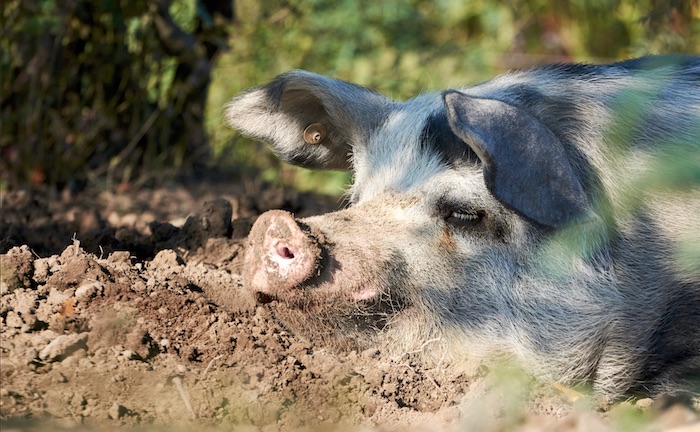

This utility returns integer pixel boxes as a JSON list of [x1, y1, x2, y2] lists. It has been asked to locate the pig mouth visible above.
[[250, 261, 409, 322], [255, 285, 379, 305], [255, 291, 276, 304], [255, 280, 408, 343], [252, 279, 392, 310]]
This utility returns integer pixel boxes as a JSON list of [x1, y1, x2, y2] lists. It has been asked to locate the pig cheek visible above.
[[321, 249, 382, 302]]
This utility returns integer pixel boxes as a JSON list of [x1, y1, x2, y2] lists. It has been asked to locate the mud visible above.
[[1, 179, 698, 431]]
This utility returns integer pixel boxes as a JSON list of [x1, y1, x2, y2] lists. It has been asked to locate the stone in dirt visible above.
[[39, 333, 89, 362]]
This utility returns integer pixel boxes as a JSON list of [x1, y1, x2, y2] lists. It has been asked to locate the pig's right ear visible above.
[[224, 71, 393, 171], [443, 91, 590, 228]]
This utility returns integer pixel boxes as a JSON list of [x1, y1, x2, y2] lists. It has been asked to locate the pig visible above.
[[224, 55, 700, 398]]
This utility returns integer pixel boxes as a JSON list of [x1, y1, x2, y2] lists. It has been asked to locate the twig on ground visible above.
[[173, 376, 197, 419], [203, 355, 222, 377]]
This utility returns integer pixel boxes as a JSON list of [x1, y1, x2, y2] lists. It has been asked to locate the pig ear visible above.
[[443, 91, 590, 228], [224, 70, 393, 171]]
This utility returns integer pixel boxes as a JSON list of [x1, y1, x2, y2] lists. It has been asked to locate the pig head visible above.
[[225, 57, 700, 398]]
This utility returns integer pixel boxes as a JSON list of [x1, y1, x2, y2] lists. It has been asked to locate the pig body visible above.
[[225, 56, 700, 398]]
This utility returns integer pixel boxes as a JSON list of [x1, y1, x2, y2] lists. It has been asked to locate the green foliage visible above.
[[1, 0, 232, 189], [607, 401, 656, 432]]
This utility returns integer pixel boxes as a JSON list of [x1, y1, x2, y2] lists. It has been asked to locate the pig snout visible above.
[[244, 210, 323, 299]]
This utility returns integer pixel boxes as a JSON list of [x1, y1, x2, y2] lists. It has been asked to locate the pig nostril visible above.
[[276, 244, 296, 260]]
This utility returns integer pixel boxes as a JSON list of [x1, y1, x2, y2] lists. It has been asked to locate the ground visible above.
[[1, 178, 698, 431]]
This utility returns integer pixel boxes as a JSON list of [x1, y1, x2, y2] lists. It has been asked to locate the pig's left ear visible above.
[[224, 71, 393, 171], [443, 91, 590, 228]]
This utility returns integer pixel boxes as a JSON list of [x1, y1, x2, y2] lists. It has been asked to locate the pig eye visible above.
[[445, 209, 485, 228]]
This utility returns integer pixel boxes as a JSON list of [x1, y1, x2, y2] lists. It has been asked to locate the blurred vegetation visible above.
[[1, 0, 699, 193], [1, 0, 234, 189]]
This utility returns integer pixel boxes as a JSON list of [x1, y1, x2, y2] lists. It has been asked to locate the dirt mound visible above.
[[1, 182, 698, 431]]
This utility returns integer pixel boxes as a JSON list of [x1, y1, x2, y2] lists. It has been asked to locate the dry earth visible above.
[[1, 178, 698, 431]]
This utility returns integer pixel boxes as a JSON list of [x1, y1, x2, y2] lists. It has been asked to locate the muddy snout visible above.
[[244, 210, 324, 299]]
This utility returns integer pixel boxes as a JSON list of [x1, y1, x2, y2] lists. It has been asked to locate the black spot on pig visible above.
[[264, 74, 288, 110], [420, 111, 479, 166]]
